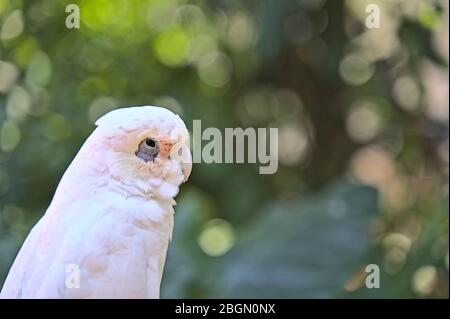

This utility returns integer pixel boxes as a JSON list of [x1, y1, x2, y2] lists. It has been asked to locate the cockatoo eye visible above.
[[136, 138, 160, 162], [145, 138, 156, 148]]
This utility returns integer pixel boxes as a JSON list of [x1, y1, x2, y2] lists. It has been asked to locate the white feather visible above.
[[0, 106, 191, 299]]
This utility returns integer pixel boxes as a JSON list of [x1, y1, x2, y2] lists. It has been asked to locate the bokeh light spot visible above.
[[339, 54, 374, 86], [0, 121, 21, 151], [393, 76, 420, 112], [227, 12, 256, 51], [0, 61, 19, 93], [188, 35, 217, 64], [197, 52, 232, 88], [6, 86, 31, 123], [25, 52, 52, 87], [346, 102, 383, 143], [198, 218, 235, 257], [279, 124, 310, 166], [412, 266, 437, 296], [0, 10, 24, 41], [147, 2, 179, 32], [154, 27, 190, 67]]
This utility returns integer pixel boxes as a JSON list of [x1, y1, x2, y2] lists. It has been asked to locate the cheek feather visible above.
[[134, 159, 162, 178]]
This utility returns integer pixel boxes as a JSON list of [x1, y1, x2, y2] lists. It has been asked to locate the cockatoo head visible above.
[[91, 106, 192, 200]]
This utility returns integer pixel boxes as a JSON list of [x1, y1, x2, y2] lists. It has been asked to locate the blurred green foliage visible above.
[[0, 0, 448, 298]]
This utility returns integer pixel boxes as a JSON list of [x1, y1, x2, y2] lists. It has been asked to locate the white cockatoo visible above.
[[0, 106, 192, 299]]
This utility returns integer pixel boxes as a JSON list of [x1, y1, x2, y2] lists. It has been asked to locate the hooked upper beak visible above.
[[181, 144, 192, 183], [158, 140, 192, 182]]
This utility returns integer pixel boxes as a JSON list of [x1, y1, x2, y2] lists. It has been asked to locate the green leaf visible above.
[[218, 180, 378, 298]]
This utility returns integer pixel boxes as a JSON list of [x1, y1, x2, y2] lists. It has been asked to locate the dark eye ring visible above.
[[136, 138, 159, 162], [145, 138, 156, 148]]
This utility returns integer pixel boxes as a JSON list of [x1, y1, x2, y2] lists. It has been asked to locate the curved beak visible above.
[[159, 140, 192, 182], [181, 144, 192, 182]]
